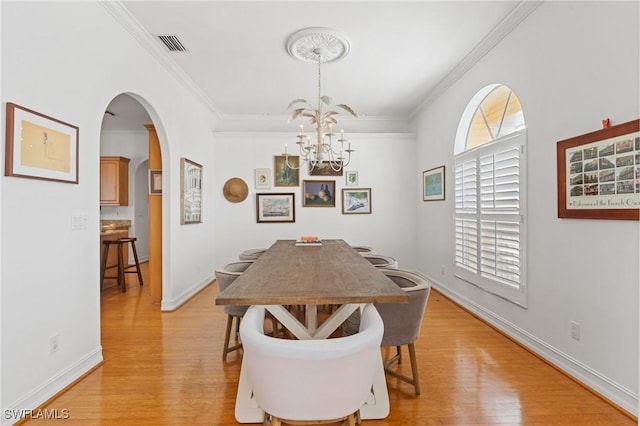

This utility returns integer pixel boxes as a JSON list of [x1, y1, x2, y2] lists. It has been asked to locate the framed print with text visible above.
[[557, 119, 639, 220]]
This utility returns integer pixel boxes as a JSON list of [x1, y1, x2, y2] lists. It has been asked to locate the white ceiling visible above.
[[101, 1, 540, 131]]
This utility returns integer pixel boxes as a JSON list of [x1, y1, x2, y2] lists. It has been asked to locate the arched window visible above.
[[453, 84, 527, 307]]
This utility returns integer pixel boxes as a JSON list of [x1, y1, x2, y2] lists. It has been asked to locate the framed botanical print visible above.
[[345, 170, 358, 186]]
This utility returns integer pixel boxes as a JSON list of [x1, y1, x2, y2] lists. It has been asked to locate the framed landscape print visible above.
[[5, 102, 79, 183], [342, 188, 372, 214], [309, 161, 343, 176], [302, 180, 336, 207], [274, 155, 299, 186], [423, 165, 445, 201], [256, 193, 295, 223], [181, 158, 203, 224], [556, 119, 639, 220]]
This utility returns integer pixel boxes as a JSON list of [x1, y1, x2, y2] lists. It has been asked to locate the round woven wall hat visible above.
[[223, 177, 249, 203]]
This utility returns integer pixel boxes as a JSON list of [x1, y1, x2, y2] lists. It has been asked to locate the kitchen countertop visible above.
[[100, 219, 131, 229], [100, 229, 128, 236]]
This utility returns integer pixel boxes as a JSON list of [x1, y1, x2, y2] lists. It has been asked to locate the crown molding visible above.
[[99, 0, 223, 121], [409, 0, 544, 119]]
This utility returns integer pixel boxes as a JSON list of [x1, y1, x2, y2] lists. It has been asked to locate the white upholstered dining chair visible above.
[[240, 304, 384, 426]]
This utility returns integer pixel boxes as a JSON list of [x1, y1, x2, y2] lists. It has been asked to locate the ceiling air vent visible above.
[[156, 35, 188, 52]]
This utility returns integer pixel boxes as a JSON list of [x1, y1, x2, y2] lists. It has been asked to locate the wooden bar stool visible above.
[[101, 237, 144, 293]]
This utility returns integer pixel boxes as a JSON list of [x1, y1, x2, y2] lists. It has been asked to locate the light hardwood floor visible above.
[[29, 262, 634, 425]]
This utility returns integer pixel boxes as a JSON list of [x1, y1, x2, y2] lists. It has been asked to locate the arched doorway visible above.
[[100, 93, 163, 303]]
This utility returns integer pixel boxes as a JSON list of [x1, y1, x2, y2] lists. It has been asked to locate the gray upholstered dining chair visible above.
[[240, 304, 384, 426], [375, 268, 431, 395], [342, 268, 431, 395], [238, 248, 266, 261], [214, 260, 255, 361], [363, 254, 398, 269], [350, 245, 375, 256]]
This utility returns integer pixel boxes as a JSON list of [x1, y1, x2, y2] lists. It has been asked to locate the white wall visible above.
[[0, 2, 217, 422], [212, 132, 418, 270], [413, 1, 639, 414]]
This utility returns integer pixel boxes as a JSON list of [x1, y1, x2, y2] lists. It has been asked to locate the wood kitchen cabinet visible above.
[[100, 156, 130, 206]]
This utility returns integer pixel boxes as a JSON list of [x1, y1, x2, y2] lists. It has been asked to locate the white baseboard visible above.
[[160, 274, 214, 311], [421, 273, 638, 417], [2, 348, 103, 426]]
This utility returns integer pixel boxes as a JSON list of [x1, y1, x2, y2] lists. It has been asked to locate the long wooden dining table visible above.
[[215, 239, 409, 423]]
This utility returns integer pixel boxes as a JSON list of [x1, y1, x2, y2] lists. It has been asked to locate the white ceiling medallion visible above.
[[286, 27, 351, 64]]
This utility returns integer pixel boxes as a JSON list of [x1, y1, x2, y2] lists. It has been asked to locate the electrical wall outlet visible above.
[[50, 334, 60, 354], [570, 321, 581, 341]]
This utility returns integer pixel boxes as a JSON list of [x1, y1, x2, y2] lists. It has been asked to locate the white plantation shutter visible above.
[[455, 157, 478, 273], [454, 130, 527, 307]]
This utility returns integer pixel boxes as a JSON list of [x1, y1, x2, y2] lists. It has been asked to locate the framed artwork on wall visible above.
[[309, 161, 343, 176], [149, 169, 162, 195], [5, 102, 79, 183], [423, 165, 445, 201], [302, 180, 336, 207], [345, 170, 358, 186], [181, 158, 203, 224], [556, 119, 639, 220], [256, 193, 295, 223], [255, 168, 271, 189], [274, 155, 299, 186], [342, 188, 372, 214]]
